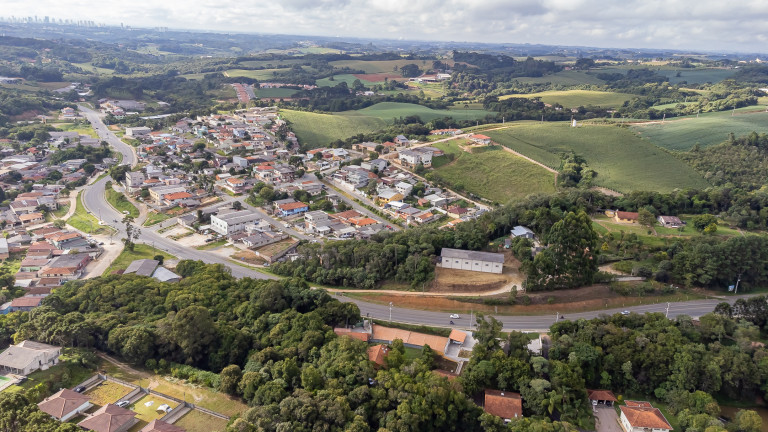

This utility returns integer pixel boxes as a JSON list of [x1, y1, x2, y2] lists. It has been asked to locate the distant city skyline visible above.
[[3, 0, 768, 54]]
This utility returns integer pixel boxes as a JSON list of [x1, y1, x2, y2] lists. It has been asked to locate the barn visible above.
[[439, 248, 504, 274]]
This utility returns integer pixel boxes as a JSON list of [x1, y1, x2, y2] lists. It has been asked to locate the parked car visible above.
[[116, 400, 130, 408], [621, 310, 630, 315], [122, 210, 129, 214], [449, 314, 460, 319], [73, 386, 86, 393]]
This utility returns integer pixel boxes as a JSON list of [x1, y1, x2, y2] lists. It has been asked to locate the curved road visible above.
[[78, 106, 737, 329], [78, 106, 272, 280]]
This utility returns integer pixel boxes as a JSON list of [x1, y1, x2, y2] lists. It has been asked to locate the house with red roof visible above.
[[483, 390, 523, 422], [277, 201, 309, 217]]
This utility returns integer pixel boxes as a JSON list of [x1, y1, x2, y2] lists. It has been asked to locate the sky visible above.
[[4, 0, 768, 53]]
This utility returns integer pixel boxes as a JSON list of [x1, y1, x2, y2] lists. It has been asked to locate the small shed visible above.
[[587, 389, 618, 406]]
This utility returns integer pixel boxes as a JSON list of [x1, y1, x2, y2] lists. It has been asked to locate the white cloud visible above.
[[3, 0, 768, 52]]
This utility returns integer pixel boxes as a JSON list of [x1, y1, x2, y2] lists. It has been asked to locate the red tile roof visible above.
[[620, 403, 673, 430], [37, 389, 91, 419], [587, 389, 618, 402], [448, 329, 466, 343], [616, 211, 639, 221], [367, 344, 388, 366], [484, 390, 523, 420]]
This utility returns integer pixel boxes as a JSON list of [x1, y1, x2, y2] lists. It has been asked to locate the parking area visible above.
[[594, 405, 623, 432]]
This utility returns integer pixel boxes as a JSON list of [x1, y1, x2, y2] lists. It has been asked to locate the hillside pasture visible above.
[[254, 87, 299, 98], [280, 109, 386, 146], [430, 141, 556, 203], [224, 67, 313, 80], [512, 70, 606, 85], [329, 59, 454, 74], [596, 67, 736, 84], [632, 107, 768, 151], [282, 102, 492, 146], [315, 74, 365, 87], [485, 122, 709, 193], [501, 90, 635, 108]]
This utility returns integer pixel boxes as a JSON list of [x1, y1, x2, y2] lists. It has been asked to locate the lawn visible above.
[[431, 141, 556, 204], [52, 204, 70, 218], [130, 394, 179, 423], [632, 107, 768, 151], [51, 122, 98, 138], [67, 191, 115, 235], [281, 102, 492, 148], [102, 244, 178, 276], [502, 90, 636, 108], [142, 211, 171, 227], [174, 410, 229, 432], [105, 183, 139, 218], [485, 122, 709, 193], [84, 381, 133, 406], [316, 74, 368, 87], [15, 352, 94, 396]]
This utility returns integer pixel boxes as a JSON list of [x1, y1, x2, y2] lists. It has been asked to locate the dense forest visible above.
[[1, 264, 766, 431], [680, 132, 768, 189]]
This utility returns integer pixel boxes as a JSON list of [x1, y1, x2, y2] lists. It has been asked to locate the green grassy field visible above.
[[512, 70, 606, 85], [105, 183, 139, 218], [316, 74, 369, 87], [238, 59, 306, 68], [329, 59, 451, 74], [632, 107, 768, 151], [254, 87, 298, 98], [84, 381, 133, 406], [282, 102, 492, 146], [142, 211, 171, 227], [431, 141, 556, 203], [597, 67, 736, 84], [51, 122, 98, 138], [485, 122, 709, 193], [67, 191, 115, 235], [102, 244, 178, 276], [224, 68, 313, 80], [502, 90, 635, 108]]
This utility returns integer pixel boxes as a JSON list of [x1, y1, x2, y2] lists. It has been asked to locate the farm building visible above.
[[614, 211, 639, 223], [657, 215, 684, 228], [619, 401, 673, 432], [469, 134, 492, 145], [439, 248, 504, 274]]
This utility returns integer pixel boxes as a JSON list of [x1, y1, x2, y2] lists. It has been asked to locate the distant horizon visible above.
[[2, 0, 768, 55]]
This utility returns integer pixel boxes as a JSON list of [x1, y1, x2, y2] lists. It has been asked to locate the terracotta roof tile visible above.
[[484, 390, 522, 420]]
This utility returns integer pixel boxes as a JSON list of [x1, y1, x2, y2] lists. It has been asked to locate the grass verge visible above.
[[105, 181, 139, 218], [67, 191, 115, 235]]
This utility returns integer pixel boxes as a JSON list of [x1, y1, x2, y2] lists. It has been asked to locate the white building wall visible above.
[[441, 258, 502, 274]]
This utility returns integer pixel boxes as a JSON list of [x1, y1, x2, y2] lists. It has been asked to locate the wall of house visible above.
[[441, 258, 503, 274]]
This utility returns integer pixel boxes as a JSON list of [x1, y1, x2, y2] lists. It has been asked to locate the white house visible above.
[[439, 248, 504, 274], [38, 389, 93, 421], [510, 226, 535, 239], [619, 401, 673, 432], [210, 210, 262, 236], [125, 126, 152, 138], [0, 340, 61, 375]]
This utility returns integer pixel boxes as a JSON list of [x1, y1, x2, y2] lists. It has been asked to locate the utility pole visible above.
[[388, 302, 393, 324], [734, 273, 742, 294], [556, 312, 559, 322], [665, 302, 670, 318]]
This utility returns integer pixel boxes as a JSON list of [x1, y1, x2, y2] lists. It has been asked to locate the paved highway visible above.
[[77, 106, 739, 330], [337, 295, 739, 331]]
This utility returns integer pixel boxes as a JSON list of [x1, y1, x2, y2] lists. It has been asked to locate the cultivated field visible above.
[[501, 90, 635, 108], [254, 87, 298, 98], [485, 122, 709, 193], [632, 107, 768, 151], [316, 73, 403, 87], [431, 141, 556, 203], [282, 102, 492, 146]]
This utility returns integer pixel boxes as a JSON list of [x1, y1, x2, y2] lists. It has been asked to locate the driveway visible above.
[[594, 405, 623, 432]]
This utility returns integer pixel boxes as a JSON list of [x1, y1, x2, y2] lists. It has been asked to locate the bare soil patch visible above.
[[231, 249, 266, 265], [429, 252, 522, 293]]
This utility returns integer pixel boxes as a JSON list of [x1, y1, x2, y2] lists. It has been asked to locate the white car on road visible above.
[[449, 314, 460, 319]]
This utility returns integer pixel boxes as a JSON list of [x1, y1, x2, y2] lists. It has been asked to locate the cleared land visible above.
[[431, 141, 556, 203], [485, 122, 709, 193], [632, 108, 768, 151], [282, 102, 491, 146], [174, 409, 228, 432], [102, 244, 178, 276], [501, 90, 635, 108], [84, 381, 133, 406]]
